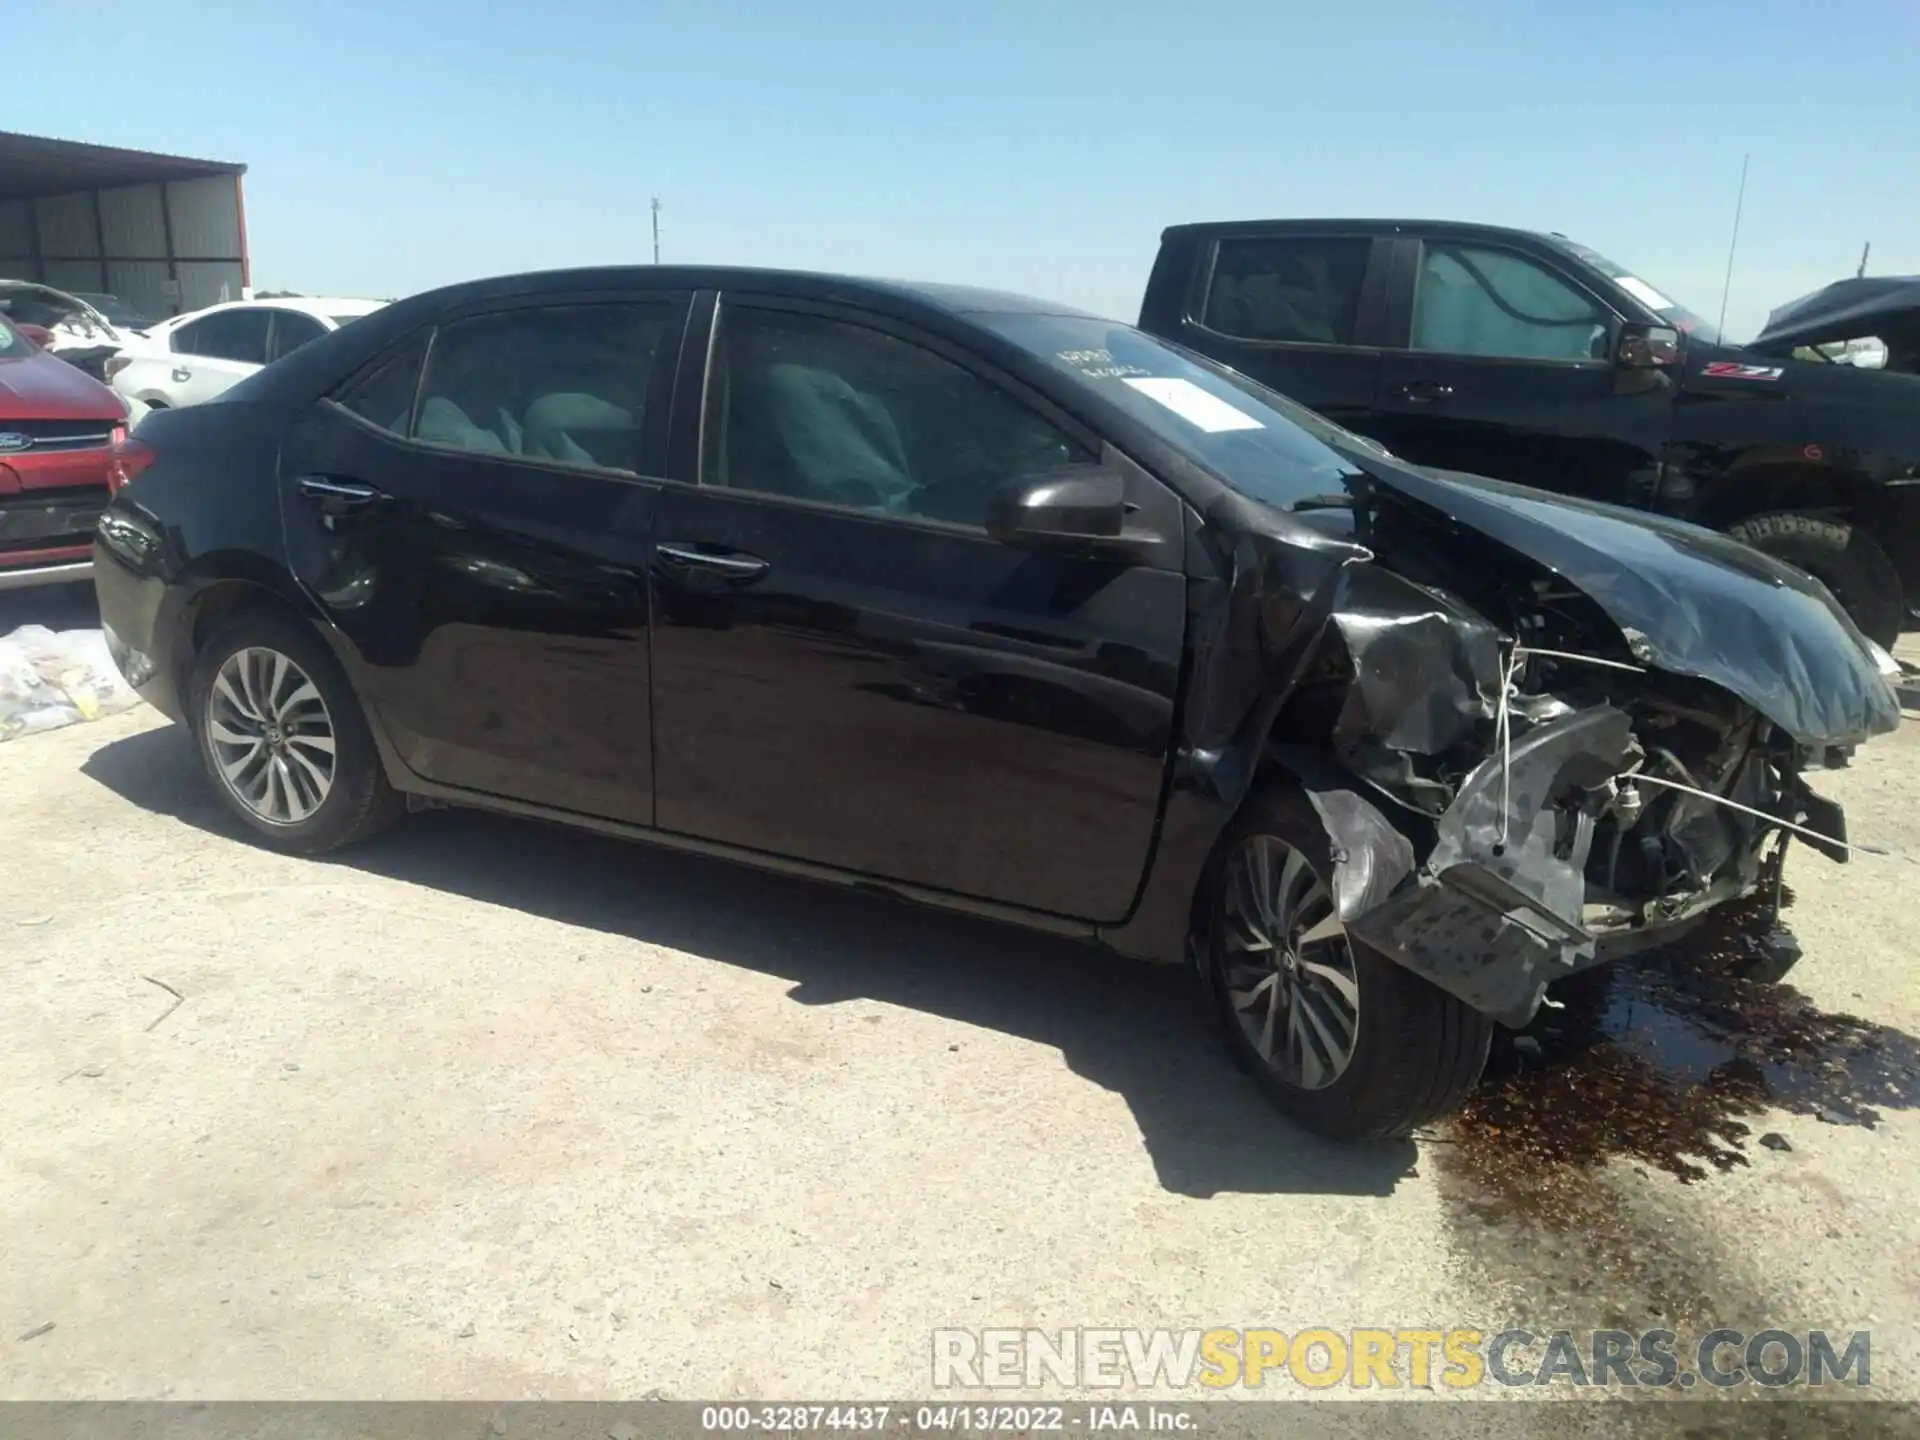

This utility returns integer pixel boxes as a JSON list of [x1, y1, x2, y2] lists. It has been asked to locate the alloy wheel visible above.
[[206, 646, 337, 826], [1220, 834, 1361, 1090]]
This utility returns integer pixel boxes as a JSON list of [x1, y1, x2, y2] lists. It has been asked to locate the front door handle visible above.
[[171, 367, 191, 383], [1389, 380, 1455, 404], [297, 475, 386, 510], [655, 542, 770, 581]]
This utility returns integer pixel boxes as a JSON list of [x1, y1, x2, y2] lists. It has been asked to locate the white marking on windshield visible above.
[[1121, 377, 1265, 433], [1616, 276, 1676, 313], [1055, 347, 1152, 379]]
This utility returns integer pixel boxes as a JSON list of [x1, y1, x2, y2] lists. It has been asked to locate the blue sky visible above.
[[12, 0, 1917, 339]]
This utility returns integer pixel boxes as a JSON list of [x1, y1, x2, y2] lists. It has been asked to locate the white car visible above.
[[108, 297, 386, 410]]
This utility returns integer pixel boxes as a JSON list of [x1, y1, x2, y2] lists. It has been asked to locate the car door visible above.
[[167, 308, 271, 404], [277, 292, 688, 824], [1372, 236, 1669, 506], [645, 294, 1189, 921], [1164, 231, 1390, 432]]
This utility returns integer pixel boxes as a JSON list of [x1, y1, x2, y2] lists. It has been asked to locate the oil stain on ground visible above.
[[1430, 883, 1920, 1343], [1447, 884, 1920, 1199]]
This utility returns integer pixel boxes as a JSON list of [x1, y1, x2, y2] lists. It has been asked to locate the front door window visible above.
[[703, 306, 1089, 525], [1412, 244, 1609, 362]]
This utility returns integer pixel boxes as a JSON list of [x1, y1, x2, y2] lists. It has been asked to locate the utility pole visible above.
[[1715, 152, 1749, 341], [651, 196, 661, 264], [1857, 241, 1872, 279]]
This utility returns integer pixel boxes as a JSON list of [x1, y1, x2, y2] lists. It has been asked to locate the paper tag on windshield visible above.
[[1122, 377, 1264, 433], [1615, 276, 1675, 313]]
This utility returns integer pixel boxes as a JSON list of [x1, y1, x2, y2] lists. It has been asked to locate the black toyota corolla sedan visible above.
[[93, 266, 1902, 1139]]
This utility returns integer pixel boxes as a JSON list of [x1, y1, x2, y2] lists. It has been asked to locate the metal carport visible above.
[[0, 130, 248, 322]]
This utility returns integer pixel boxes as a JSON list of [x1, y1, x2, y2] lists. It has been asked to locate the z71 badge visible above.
[[1701, 361, 1785, 381]]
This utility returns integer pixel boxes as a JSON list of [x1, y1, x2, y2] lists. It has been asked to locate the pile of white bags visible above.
[[0, 625, 143, 741]]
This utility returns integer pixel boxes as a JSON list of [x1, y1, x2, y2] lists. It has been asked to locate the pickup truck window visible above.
[[1201, 236, 1371, 345], [1413, 243, 1609, 362], [983, 313, 1370, 512], [1543, 235, 1724, 345]]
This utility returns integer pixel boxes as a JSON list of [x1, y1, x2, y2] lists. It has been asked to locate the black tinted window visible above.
[[173, 309, 270, 364], [413, 304, 671, 473], [334, 333, 429, 435], [270, 310, 328, 360], [1203, 237, 1372, 345], [703, 307, 1086, 526]]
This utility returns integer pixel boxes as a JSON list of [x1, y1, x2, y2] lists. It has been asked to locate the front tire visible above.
[[188, 611, 402, 854], [1726, 511, 1904, 648], [1204, 785, 1493, 1140]]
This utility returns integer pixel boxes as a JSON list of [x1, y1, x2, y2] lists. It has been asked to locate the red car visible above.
[[0, 316, 153, 592]]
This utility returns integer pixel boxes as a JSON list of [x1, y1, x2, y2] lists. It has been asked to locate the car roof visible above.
[[1159, 217, 1551, 245], [175, 296, 388, 324], [231, 264, 1132, 443], [376, 266, 1099, 325]]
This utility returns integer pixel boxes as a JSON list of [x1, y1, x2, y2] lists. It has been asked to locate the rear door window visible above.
[[411, 304, 675, 474], [173, 309, 271, 364], [1202, 236, 1373, 345]]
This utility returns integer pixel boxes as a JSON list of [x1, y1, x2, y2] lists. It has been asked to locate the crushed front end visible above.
[[1250, 461, 1900, 1029], [1332, 652, 1846, 1027]]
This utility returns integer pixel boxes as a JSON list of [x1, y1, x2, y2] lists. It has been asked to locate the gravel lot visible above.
[[4, 587, 1919, 1416]]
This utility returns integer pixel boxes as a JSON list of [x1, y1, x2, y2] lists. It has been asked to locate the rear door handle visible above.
[[655, 542, 770, 581], [1389, 380, 1455, 404], [297, 475, 386, 510], [171, 367, 191, 383]]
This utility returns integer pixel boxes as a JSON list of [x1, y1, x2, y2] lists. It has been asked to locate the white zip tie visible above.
[[1512, 646, 1647, 674], [1495, 646, 1520, 848], [1496, 644, 1643, 848], [1490, 641, 1899, 861], [1631, 772, 1882, 856]]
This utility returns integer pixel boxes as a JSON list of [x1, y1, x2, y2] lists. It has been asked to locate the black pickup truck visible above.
[[1140, 219, 1920, 646]]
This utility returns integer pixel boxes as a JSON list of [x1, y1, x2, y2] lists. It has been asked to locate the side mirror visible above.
[[1617, 323, 1682, 370], [16, 323, 54, 349], [986, 464, 1130, 552]]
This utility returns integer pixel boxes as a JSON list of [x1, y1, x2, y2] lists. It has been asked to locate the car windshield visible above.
[[0, 317, 25, 355], [980, 312, 1375, 512], [1544, 237, 1722, 345]]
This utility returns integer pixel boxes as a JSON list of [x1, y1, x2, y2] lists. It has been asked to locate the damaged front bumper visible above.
[[1278, 706, 1845, 1029]]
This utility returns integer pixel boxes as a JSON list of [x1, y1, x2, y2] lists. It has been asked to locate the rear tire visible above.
[[188, 611, 402, 854], [1726, 511, 1904, 648], [1203, 784, 1493, 1140]]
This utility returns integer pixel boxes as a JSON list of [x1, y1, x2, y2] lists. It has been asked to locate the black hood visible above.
[[1750, 276, 1920, 363], [1343, 453, 1901, 748]]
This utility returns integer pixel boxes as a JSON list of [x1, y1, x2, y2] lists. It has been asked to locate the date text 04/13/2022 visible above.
[[699, 1404, 1196, 1433]]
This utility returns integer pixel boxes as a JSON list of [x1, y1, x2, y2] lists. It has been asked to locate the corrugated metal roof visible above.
[[0, 131, 244, 202]]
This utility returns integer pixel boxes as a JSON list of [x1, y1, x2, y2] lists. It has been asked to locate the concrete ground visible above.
[[4, 586, 1919, 1412]]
